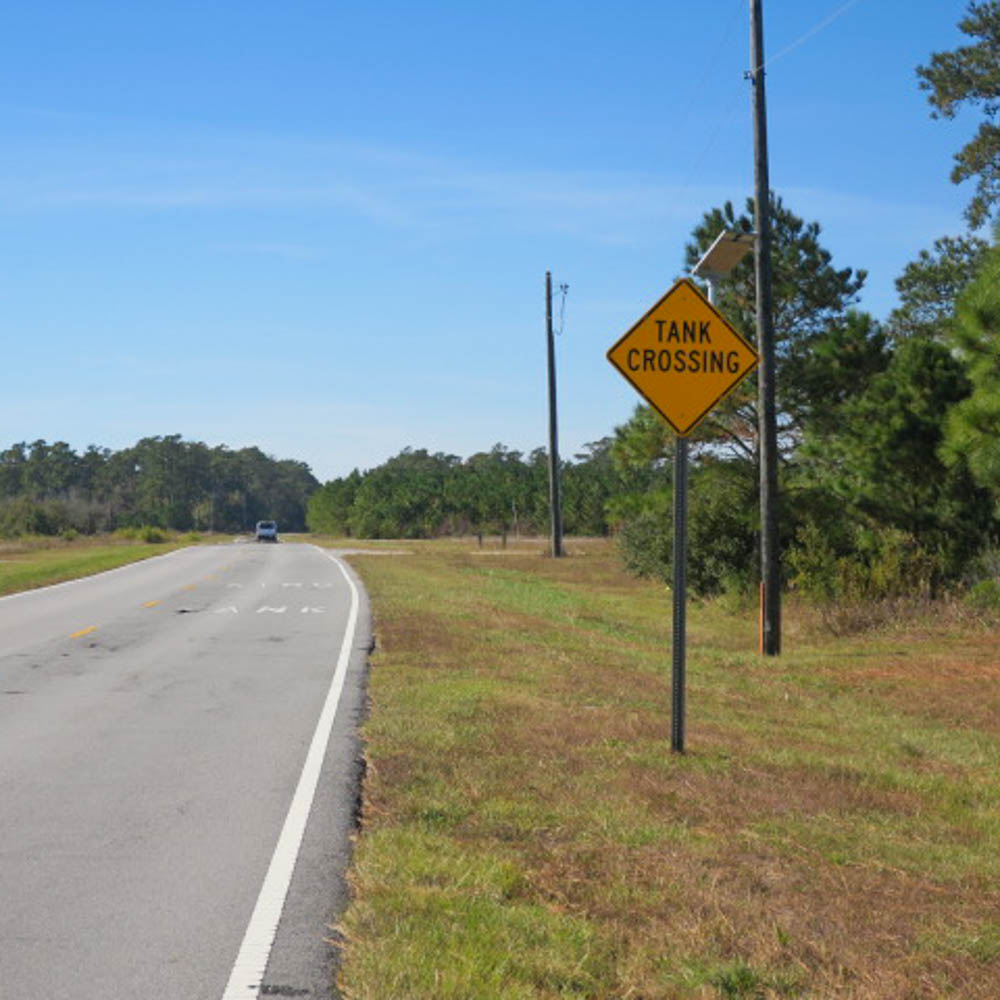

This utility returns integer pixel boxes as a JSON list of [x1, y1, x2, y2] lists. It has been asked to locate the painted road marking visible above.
[[281, 582, 303, 588], [300, 607, 326, 614], [142, 600, 160, 608], [226, 583, 244, 590], [215, 606, 239, 615], [220, 551, 360, 1000], [256, 606, 287, 614], [70, 626, 97, 639], [183, 584, 198, 591]]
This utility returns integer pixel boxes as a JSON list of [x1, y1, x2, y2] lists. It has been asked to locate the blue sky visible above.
[[0, 1, 978, 481]]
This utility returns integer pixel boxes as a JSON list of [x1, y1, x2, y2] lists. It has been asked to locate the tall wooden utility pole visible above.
[[750, 0, 781, 655], [545, 271, 564, 558]]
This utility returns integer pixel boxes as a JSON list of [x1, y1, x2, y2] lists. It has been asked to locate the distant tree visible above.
[[307, 470, 362, 536], [888, 234, 989, 340], [683, 195, 866, 458], [348, 448, 458, 538], [562, 439, 619, 537], [942, 242, 1000, 500], [0, 443, 27, 498], [305, 442, 626, 542], [0, 435, 318, 537], [524, 448, 555, 532], [605, 405, 673, 530], [268, 457, 320, 531], [78, 445, 110, 502], [782, 311, 891, 439], [798, 337, 995, 590], [918, 2, 1000, 227], [459, 445, 534, 542]]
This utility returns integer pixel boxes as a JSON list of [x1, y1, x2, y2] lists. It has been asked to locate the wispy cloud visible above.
[[0, 121, 735, 244], [0, 124, 961, 252]]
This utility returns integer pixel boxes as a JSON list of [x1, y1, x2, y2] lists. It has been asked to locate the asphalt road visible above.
[[0, 541, 371, 1000]]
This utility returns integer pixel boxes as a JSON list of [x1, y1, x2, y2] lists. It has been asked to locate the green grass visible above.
[[0, 536, 201, 596], [332, 537, 1000, 999]]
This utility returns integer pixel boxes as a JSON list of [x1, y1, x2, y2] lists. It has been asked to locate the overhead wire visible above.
[[555, 283, 569, 336], [760, 0, 866, 72], [679, 0, 868, 199], [674, 0, 752, 198], [666, 0, 746, 149]]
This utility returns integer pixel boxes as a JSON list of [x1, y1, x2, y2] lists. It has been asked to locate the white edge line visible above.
[[220, 548, 360, 1000]]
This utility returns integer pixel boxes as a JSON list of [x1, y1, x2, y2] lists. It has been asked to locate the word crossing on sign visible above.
[[607, 279, 758, 436]]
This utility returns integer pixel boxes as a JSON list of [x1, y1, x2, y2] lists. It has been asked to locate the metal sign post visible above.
[[671, 434, 688, 752], [607, 235, 755, 754]]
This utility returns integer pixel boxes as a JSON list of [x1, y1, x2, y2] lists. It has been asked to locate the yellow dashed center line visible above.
[[143, 600, 160, 608], [70, 625, 97, 639], [182, 585, 197, 591]]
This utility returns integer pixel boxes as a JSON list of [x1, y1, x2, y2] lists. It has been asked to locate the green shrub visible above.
[[617, 510, 670, 584], [862, 527, 937, 600], [789, 522, 938, 605], [686, 462, 757, 595], [965, 578, 1000, 613], [787, 520, 840, 603]]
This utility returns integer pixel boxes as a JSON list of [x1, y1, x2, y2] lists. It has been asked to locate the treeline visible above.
[[307, 442, 639, 539], [0, 435, 318, 537]]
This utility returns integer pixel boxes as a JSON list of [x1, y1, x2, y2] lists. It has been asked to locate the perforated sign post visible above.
[[608, 278, 758, 752]]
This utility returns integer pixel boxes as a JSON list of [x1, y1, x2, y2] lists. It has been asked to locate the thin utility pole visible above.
[[545, 271, 564, 557], [750, 0, 781, 655]]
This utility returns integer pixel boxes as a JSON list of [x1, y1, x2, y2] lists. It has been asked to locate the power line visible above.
[[555, 283, 568, 336], [667, 0, 746, 143], [761, 0, 865, 71]]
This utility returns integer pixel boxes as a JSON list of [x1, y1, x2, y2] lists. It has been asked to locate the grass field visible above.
[[330, 537, 1000, 999], [0, 533, 206, 597]]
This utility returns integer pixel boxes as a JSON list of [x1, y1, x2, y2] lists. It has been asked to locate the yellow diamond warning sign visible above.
[[607, 278, 759, 437]]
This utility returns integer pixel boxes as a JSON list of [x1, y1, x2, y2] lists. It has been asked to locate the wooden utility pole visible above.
[[545, 271, 564, 557], [750, 0, 781, 655]]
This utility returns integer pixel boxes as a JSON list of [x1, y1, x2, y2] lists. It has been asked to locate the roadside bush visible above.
[[617, 510, 670, 584], [787, 521, 840, 603], [615, 462, 756, 596], [965, 546, 1000, 586], [687, 461, 757, 595], [965, 579, 1000, 613], [789, 522, 938, 605], [114, 525, 168, 543], [0, 497, 59, 537]]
